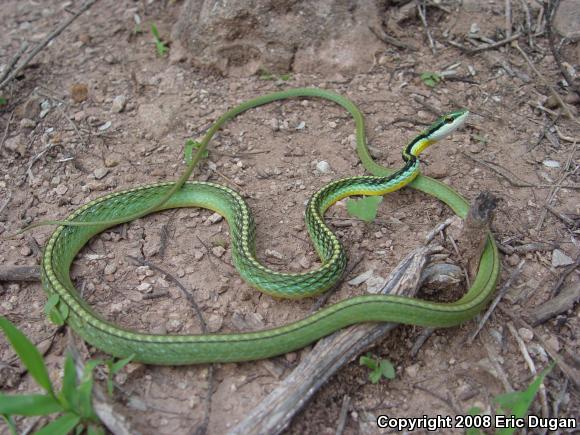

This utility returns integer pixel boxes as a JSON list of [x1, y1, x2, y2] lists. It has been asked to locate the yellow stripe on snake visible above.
[[33, 88, 500, 364]]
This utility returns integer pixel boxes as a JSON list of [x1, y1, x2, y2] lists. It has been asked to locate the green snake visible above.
[[37, 88, 500, 364]]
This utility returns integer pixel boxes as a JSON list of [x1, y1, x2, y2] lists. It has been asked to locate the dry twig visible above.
[[126, 256, 214, 435], [0, 0, 100, 90], [513, 42, 577, 122], [468, 260, 526, 344]]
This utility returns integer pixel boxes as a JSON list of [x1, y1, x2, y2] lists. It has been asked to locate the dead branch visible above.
[[229, 245, 432, 435], [368, 26, 417, 51], [528, 283, 580, 326], [0, 265, 41, 282], [230, 195, 494, 435], [459, 192, 498, 281], [447, 33, 521, 54], [545, 0, 580, 96]]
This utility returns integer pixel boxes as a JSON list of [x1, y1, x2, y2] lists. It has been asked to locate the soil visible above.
[[0, 1, 578, 434]]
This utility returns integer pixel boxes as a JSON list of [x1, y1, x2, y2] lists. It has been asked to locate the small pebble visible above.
[[265, 249, 283, 260], [518, 327, 534, 342], [212, 246, 226, 257], [20, 118, 36, 129], [55, 184, 68, 195], [507, 253, 520, 267], [104, 263, 117, 275], [137, 282, 152, 292], [405, 363, 419, 378], [193, 250, 204, 261], [93, 167, 109, 180], [552, 249, 573, 267], [208, 213, 223, 224], [298, 255, 311, 269], [111, 95, 127, 113], [347, 270, 374, 286], [19, 246, 32, 257], [315, 160, 331, 174]]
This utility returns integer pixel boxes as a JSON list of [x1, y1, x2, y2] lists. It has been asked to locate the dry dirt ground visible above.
[[0, 1, 579, 434]]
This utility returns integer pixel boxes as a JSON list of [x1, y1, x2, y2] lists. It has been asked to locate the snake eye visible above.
[[444, 117, 454, 124]]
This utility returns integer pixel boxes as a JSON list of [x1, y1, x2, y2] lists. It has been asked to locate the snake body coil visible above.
[[40, 88, 500, 364]]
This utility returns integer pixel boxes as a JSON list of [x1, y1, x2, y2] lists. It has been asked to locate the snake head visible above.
[[427, 109, 469, 142], [405, 109, 469, 158]]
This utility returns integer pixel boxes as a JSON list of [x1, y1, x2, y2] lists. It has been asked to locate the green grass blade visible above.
[[0, 317, 54, 395], [60, 353, 78, 410], [0, 393, 63, 416], [87, 424, 105, 435], [1, 415, 17, 435], [34, 412, 81, 435], [495, 363, 554, 435]]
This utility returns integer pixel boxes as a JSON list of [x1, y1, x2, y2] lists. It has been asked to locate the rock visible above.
[[347, 269, 374, 286], [104, 157, 119, 168], [174, 0, 385, 76], [70, 83, 88, 103], [207, 212, 223, 224], [552, 249, 573, 267], [405, 363, 419, 378], [366, 275, 385, 294], [4, 135, 26, 156], [542, 160, 560, 168], [193, 250, 204, 261], [507, 253, 520, 267], [518, 327, 534, 342], [298, 255, 311, 269], [137, 282, 152, 292], [93, 167, 109, 180], [166, 319, 183, 332], [265, 249, 283, 260], [212, 246, 226, 257], [315, 160, 331, 174], [55, 184, 68, 195], [20, 118, 36, 129], [111, 95, 127, 113], [553, 0, 580, 40], [19, 246, 32, 257], [207, 313, 223, 332], [104, 263, 117, 275]]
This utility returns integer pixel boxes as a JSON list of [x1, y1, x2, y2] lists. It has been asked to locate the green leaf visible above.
[[346, 196, 383, 222], [106, 354, 134, 396], [0, 97, 7, 106], [184, 139, 208, 164], [359, 355, 378, 371], [34, 412, 81, 435], [0, 317, 54, 395], [44, 295, 60, 315], [1, 416, 17, 435], [0, 393, 62, 416], [466, 407, 484, 435], [369, 370, 381, 384], [1, 415, 17, 435], [45, 295, 65, 326], [150, 23, 161, 39], [76, 359, 101, 421], [420, 72, 442, 88], [495, 363, 554, 435], [279, 73, 292, 81], [151, 24, 168, 56], [60, 353, 78, 410], [87, 425, 105, 435], [379, 360, 395, 380], [110, 354, 134, 374]]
